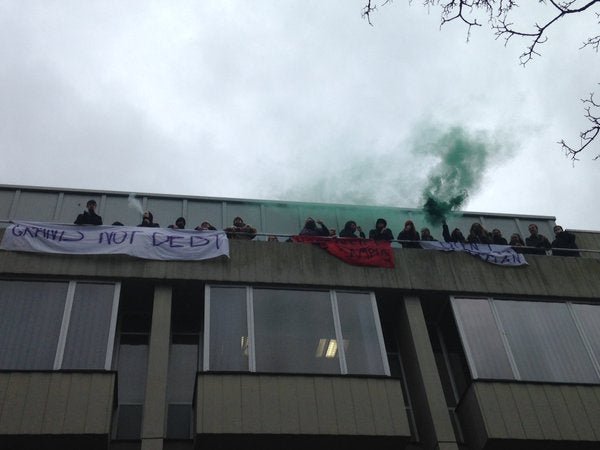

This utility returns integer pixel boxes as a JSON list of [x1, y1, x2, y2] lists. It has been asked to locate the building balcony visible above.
[[0, 371, 116, 450], [195, 373, 411, 449], [456, 380, 600, 450]]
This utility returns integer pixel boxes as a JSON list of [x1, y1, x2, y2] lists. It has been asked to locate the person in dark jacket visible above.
[[225, 216, 257, 240], [369, 218, 393, 241], [420, 227, 437, 241], [138, 211, 160, 227], [509, 233, 525, 247], [509, 233, 527, 253], [168, 217, 186, 229], [299, 217, 329, 236], [551, 225, 580, 257], [525, 223, 551, 255], [492, 228, 508, 245], [467, 222, 492, 244], [442, 221, 466, 244], [74, 199, 103, 225], [339, 221, 365, 238], [397, 220, 420, 248]]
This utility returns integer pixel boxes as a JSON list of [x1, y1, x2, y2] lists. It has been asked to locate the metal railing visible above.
[[0, 219, 598, 256]]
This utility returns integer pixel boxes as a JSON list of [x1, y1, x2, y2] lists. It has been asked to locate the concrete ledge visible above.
[[1, 235, 600, 299]]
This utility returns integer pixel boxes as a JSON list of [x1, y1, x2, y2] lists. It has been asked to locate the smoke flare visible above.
[[128, 194, 144, 215], [275, 124, 507, 230], [420, 127, 497, 225]]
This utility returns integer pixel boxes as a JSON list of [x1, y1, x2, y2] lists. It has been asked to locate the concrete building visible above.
[[0, 184, 600, 450]]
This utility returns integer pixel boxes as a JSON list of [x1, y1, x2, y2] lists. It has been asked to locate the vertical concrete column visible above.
[[398, 295, 459, 450], [141, 285, 172, 450]]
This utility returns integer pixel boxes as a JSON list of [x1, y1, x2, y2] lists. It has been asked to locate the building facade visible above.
[[0, 184, 600, 450]]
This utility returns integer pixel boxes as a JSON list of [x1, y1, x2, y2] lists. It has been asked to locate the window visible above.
[[114, 282, 153, 441], [0, 279, 120, 370], [207, 286, 248, 371], [452, 297, 600, 384], [204, 286, 389, 376], [253, 289, 338, 374], [166, 283, 204, 440]]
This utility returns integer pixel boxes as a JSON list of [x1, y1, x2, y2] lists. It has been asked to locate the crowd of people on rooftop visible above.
[[73, 199, 581, 257]]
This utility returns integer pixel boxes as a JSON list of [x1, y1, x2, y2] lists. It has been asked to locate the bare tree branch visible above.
[[362, 0, 394, 25], [362, 0, 377, 25], [362, 0, 600, 160], [580, 12, 600, 50], [491, 0, 600, 65], [559, 93, 600, 161]]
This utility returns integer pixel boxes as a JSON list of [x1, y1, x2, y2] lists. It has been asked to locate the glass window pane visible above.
[[572, 303, 600, 368], [171, 284, 203, 334], [209, 287, 248, 371], [167, 336, 199, 403], [0, 280, 68, 369], [116, 404, 143, 440], [117, 335, 149, 404], [253, 289, 340, 374], [495, 300, 598, 383], [337, 292, 386, 375], [452, 298, 514, 379], [166, 404, 192, 439], [62, 283, 116, 369]]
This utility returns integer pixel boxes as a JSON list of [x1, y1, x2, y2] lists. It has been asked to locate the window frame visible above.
[[451, 296, 600, 384], [0, 278, 121, 371], [203, 285, 390, 376]]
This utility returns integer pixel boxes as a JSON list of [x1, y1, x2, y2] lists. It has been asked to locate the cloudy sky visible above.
[[1, 1, 599, 229]]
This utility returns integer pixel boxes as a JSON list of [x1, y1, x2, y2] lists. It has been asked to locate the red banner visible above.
[[291, 236, 395, 268]]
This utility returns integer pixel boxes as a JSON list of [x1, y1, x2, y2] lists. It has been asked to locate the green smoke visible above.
[[273, 123, 506, 229], [419, 127, 497, 225]]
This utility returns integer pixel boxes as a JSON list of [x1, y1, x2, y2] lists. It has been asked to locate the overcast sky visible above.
[[1, 1, 599, 229]]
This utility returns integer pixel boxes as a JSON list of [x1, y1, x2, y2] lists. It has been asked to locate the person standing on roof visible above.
[[168, 217, 186, 230], [139, 211, 160, 227], [299, 217, 329, 236], [551, 225, 580, 257], [442, 221, 466, 244], [74, 199, 103, 225], [369, 218, 394, 241], [339, 221, 366, 238], [225, 216, 257, 240], [525, 223, 551, 255], [397, 220, 420, 248]]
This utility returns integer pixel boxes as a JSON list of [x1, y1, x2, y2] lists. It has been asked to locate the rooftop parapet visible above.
[[0, 184, 559, 245]]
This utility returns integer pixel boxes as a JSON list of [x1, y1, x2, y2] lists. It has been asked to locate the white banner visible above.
[[1, 222, 229, 261], [419, 241, 527, 266]]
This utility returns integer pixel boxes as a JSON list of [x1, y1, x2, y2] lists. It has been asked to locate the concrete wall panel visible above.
[[3, 236, 600, 301], [0, 372, 115, 436], [507, 383, 543, 440], [11, 191, 58, 222], [312, 377, 337, 434], [277, 376, 301, 434], [196, 373, 410, 438], [366, 378, 395, 435], [576, 385, 600, 439], [240, 375, 261, 433], [222, 375, 243, 434], [295, 377, 319, 434], [21, 372, 51, 434], [560, 385, 596, 441], [458, 382, 600, 449]]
